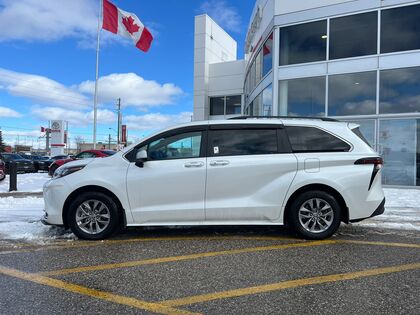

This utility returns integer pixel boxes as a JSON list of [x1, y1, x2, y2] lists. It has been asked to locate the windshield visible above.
[[102, 150, 116, 156], [2, 154, 24, 160]]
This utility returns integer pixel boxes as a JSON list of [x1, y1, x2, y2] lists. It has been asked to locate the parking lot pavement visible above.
[[0, 226, 419, 314]]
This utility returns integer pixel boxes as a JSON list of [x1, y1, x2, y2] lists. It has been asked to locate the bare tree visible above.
[[74, 136, 84, 153]]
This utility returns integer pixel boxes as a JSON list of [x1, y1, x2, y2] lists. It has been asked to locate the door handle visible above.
[[209, 160, 230, 167], [184, 161, 204, 168]]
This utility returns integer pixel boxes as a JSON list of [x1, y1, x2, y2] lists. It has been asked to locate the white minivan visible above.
[[43, 117, 385, 240]]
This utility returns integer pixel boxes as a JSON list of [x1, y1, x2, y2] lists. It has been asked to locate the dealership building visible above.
[[193, 0, 420, 187]]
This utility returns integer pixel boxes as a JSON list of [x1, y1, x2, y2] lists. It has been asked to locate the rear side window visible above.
[[351, 127, 371, 147], [286, 126, 351, 152], [209, 129, 278, 156]]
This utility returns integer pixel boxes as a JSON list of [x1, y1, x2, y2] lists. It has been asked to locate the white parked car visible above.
[[43, 117, 385, 240]]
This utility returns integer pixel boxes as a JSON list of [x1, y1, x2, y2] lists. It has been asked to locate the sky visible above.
[[0, 0, 254, 149]]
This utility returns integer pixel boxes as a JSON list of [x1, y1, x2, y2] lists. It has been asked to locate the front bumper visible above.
[[350, 198, 385, 223], [43, 178, 70, 225]]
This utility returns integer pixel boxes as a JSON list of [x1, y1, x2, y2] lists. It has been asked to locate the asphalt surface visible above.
[[0, 225, 419, 315]]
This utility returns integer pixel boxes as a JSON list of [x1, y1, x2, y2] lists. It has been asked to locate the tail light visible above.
[[354, 157, 383, 190]]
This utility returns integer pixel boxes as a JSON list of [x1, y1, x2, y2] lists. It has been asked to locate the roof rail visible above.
[[228, 116, 339, 122]]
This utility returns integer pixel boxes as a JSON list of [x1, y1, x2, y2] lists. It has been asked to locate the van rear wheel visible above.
[[289, 190, 341, 240]]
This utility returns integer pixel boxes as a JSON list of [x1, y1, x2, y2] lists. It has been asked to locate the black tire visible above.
[[49, 165, 58, 177], [67, 192, 120, 240], [288, 190, 342, 240]]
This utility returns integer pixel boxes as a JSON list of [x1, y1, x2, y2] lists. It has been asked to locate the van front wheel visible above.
[[67, 192, 120, 240]]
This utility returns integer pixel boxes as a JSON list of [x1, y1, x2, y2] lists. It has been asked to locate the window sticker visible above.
[[213, 146, 219, 154]]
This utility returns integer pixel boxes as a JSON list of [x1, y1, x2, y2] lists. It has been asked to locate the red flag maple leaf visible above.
[[122, 16, 140, 34]]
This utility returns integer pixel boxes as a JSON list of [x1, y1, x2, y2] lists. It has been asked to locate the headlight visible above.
[[53, 165, 85, 179]]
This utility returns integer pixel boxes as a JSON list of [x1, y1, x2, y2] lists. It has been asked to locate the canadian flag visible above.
[[102, 0, 153, 52]]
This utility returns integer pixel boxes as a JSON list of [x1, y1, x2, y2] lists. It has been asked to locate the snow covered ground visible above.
[[354, 188, 420, 232], [0, 172, 50, 193], [0, 196, 73, 242], [0, 187, 418, 242]]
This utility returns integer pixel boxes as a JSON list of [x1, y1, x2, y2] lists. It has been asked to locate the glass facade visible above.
[[262, 34, 273, 77], [380, 67, 420, 114], [381, 4, 420, 54], [279, 76, 325, 116], [328, 71, 377, 116], [280, 20, 327, 65], [245, 84, 273, 116], [209, 97, 224, 115], [245, 33, 273, 98], [242, 2, 420, 186], [210, 95, 241, 116], [379, 119, 420, 186], [329, 12, 377, 60]]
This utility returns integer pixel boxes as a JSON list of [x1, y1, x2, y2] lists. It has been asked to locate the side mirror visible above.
[[135, 150, 148, 168]]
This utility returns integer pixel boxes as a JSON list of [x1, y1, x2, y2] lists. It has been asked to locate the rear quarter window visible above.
[[286, 126, 351, 152]]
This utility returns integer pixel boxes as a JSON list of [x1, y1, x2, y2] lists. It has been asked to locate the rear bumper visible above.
[[350, 198, 385, 223]]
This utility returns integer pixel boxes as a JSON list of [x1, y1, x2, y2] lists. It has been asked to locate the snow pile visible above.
[[0, 173, 50, 193], [0, 197, 73, 242], [353, 188, 420, 231]]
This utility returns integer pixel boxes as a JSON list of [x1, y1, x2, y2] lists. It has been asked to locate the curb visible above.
[[0, 192, 43, 198]]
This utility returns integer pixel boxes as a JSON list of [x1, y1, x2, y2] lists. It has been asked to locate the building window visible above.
[[329, 12, 377, 60], [209, 129, 278, 157], [262, 84, 273, 116], [280, 20, 327, 65], [328, 71, 377, 116], [225, 95, 242, 115], [381, 4, 420, 54], [286, 126, 351, 152], [210, 97, 224, 115], [380, 67, 420, 114], [210, 95, 242, 116], [255, 50, 262, 84], [379, 119, 420, 186], [252, 93, 262, 116], [262, 33, 273, 77], [279, 76, 326, 116]]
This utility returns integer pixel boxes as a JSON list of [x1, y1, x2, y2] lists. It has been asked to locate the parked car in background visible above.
[[0, 153, 35, 173], [42, 155, 69, 172], [0, 158, 5, 181], [43, 118, 385, 240], [24, 155, 51, 172], [48, 150, 116, 176]]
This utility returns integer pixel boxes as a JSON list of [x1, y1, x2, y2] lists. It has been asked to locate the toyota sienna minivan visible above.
[[43, 117, 385, 240]]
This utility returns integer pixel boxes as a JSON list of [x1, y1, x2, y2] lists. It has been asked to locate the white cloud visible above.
[[0, 0, 97, 42], [2, 130, 41, 138], [125, 112, 193, 131], [0, 68, 90, 109], [0, 106, 22, 117], [0, 68, 184, 110], [198, 0, 242, 33], [78, 73, 183, 109], [31, 107, 116, 126]]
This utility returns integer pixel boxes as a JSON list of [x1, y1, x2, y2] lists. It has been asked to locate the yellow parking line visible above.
[[0, 235, 299, 255], [338, 240, 420, 249], [160, 262, 420, 307], [0, 265, 198, 315], [40, 240, 336, 276]]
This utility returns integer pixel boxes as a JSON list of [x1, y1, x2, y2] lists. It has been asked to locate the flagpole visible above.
[[93, 0, 102, 149]]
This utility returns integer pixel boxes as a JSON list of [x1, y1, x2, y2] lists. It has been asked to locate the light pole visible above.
[[108, 128, 117, 150]]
